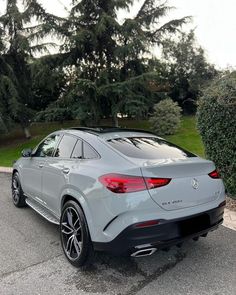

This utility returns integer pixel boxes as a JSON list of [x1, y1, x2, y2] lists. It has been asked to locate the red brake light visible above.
[[208, 169, 220, 179], [99, 174, 171, 194], [99, 174, 146, 193], [144, 177, 171, 189]]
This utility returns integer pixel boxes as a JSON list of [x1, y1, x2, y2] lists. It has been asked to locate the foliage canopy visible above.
[[0, 0, 64, 136], [52, 0, 190, 125], [0, 1, 217, 135], [162, 30, 218, 114]]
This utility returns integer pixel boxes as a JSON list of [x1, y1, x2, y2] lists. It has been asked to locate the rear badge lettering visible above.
[[162, 200, 183, 206]]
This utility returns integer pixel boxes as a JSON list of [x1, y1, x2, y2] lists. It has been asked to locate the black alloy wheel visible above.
[[60, 200, 94, 267], [12, 172, 26, 207]]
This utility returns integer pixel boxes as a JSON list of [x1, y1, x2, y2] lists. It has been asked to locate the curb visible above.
[[0, 167, 13, 173]]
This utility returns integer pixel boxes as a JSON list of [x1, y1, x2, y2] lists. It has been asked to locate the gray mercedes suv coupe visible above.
[[12, 127, 225, 267]]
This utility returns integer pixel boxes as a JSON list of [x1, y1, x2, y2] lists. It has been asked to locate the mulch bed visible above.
[[226, 196, 236, 212]]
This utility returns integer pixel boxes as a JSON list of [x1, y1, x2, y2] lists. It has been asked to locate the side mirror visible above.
[[22, 148, 33, 158]]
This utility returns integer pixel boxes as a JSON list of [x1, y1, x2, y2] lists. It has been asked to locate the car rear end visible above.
[[91, 131, 225, 257]]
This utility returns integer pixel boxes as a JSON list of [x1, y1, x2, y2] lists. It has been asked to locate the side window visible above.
[[54, 135, 77, 158], [71, 140, 83, 159], [34, 134, 60, 157], [83, 142, 98, 159]]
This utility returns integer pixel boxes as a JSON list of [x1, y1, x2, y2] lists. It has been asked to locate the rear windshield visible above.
[[107, 137, 196, 159]]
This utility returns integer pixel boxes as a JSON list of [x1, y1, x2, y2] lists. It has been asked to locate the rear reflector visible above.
[[99, 174, 171, 194], [135, 220, 159, 228], [218, 200, 226, 207], [209, 169, 220, 179]]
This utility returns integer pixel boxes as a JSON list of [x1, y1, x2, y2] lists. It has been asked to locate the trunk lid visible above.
[[141, 158, 222, 211]]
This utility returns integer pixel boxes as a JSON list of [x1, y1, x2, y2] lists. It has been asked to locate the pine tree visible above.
[[57, 0, 189, 126], [0, 0, 64, 137]]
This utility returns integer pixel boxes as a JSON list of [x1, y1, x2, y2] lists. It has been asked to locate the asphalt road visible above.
[[0, 173, 235, 295]]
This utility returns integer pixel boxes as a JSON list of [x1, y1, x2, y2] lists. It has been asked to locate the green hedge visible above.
[[197, 72, 236, 196]]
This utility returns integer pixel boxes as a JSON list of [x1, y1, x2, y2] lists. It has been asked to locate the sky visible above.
[[0, 0, 236, 69]]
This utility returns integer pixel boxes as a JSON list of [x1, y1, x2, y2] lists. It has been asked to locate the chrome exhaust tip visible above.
[[131, 248, 157, 258]]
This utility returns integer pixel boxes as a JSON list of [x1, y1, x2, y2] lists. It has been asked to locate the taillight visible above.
[[99, 174, 171, 194], [144, 177, 171, 189], [99, 174, 146, 193], [208, 169, 220, 179]]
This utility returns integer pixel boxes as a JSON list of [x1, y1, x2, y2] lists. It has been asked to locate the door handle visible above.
[[62, 168, 70, 174], [39, 163, 44, 168]]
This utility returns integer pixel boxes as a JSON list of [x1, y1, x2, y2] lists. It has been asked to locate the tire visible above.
[[12, 172, 27, 208], [60, 200, 94, 267]]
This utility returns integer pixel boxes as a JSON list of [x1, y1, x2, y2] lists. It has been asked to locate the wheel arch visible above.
[[61, 195, 84, 213], [60, 192, 95, 241], [12, 168, 23, 185], [12, 168, 20, 183], [12, 168, 18, 176]]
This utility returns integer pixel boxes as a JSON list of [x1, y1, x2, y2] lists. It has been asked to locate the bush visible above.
[[197, 72, 236, 196], [149, 98, 182, 135]]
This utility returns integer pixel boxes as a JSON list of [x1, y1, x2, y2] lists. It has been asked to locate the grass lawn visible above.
[[165, 117, 204, 157], [0, 116, 204, 167]]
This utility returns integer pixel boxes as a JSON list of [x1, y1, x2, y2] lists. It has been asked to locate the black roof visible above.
[[69, 126, 156, 136]]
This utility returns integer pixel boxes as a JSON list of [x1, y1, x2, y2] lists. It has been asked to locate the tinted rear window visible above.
[[107, 137, 196, 159]]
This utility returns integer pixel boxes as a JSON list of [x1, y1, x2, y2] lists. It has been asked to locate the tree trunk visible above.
[[112, 114, 119, 127], [0, 115, 8, 133], [23, 127, 31, 139]]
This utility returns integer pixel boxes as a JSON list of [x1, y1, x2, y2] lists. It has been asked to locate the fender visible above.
[[60, 187, 96, 240]]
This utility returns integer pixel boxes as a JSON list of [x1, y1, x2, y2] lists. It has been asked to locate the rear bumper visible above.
[[93, 205, 225, 255]]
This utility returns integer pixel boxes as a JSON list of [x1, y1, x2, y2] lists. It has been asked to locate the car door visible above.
[[41, 134, 80, 216], [21, 133, 61, 204]]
